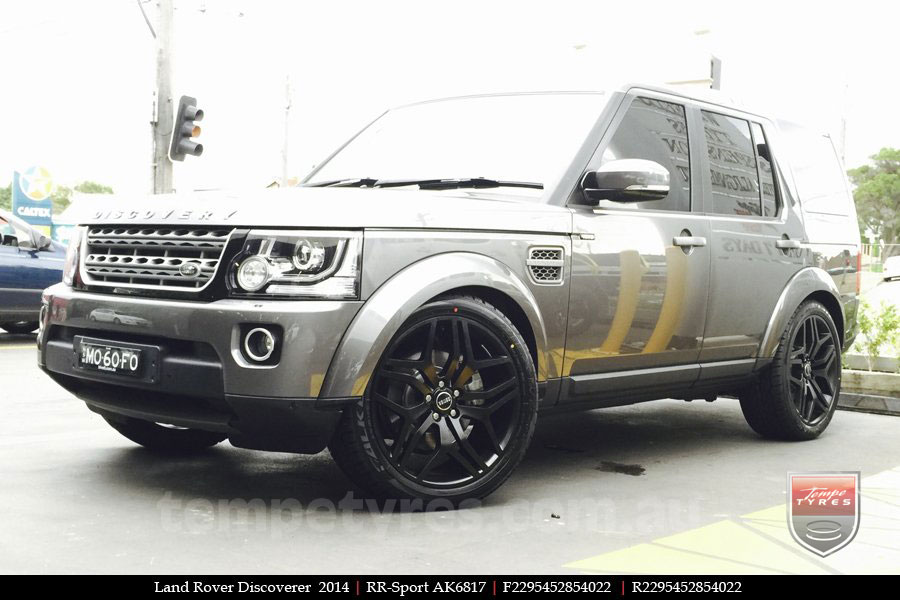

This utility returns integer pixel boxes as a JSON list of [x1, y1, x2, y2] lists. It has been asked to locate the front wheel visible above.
[[739, 301, 842, 440], [103, 415, 227, 454], [329, 296, 539, 505]]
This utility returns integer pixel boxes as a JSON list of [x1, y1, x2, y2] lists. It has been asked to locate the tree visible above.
[[0, 184, 10, 211], [51, 185, 72, 215], [848, 148, 900, 254], [74, 181, 114, 195], [0, 180, 113, 215]]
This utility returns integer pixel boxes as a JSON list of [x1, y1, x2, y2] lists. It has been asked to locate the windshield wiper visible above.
[[305, 177, 542, 190], [304, 177, 380, 188], [395, 178, 543, 190]]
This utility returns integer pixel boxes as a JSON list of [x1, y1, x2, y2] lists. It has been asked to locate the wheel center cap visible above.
[[434, 390, 454, 412], [803, 362, 812, 378]]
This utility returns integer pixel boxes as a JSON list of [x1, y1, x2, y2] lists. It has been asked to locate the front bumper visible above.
[[38, 283, 362, 453]]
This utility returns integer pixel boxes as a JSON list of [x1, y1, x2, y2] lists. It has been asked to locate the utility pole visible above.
[[151, 0, 175, 194], [281, 75, 292, 187], [839, 83, 849, 164]]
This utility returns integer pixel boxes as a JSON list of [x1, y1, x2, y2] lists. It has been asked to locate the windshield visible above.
[[305, 93, 607, 196]]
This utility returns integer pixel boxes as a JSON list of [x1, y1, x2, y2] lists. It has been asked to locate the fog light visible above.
[[244, 327, 276, 362], [236, 256, 270, 292]]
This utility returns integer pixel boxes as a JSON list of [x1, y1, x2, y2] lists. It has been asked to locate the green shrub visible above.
[[853, 299, 900, 371]]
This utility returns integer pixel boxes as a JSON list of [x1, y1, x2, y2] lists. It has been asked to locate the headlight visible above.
[[230, 230, 361, 299], [236, 255, 270, 292], [62, 226, 86, 286]]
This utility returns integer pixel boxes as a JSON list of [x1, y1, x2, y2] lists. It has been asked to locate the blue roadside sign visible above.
[[12, 166, 54, 235]]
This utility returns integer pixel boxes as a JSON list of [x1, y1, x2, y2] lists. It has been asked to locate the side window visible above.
[[750, 122, 778, 217], [598, 97, 690, 212], [0, 216, 32, 246], [779, 124, 850, 215], [702, 111, 761, 216]]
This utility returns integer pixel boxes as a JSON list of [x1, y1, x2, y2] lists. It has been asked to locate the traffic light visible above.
[[169, 95, 204, 161]]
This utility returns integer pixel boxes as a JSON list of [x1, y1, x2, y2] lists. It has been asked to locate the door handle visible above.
[[775, 239, 802, 250], [673, 236, 707, 248]]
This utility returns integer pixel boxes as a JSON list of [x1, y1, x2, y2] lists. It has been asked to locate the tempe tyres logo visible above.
[[788, 472, 860, 556]]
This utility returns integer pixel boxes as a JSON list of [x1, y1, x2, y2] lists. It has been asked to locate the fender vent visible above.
[[527, 246, 564, 284]]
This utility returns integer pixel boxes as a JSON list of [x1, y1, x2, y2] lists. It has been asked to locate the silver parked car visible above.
[[38, 85, 860, 503]]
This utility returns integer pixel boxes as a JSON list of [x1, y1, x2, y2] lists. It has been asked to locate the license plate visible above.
[[78, 341, 143, 377]]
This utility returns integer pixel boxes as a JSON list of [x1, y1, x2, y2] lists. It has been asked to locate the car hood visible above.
[[72, 187, 574, 234]]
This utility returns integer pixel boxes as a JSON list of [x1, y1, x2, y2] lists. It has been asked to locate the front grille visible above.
[[526, 246, 564, 284], [82, 226, 233, 291]]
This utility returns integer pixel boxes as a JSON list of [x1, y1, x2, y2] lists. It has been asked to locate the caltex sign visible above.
[[12, 166, 54, 228], [787, 471, 860, 557]]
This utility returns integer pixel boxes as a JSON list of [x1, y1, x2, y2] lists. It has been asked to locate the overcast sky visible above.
[[1, 0, 897, 195]]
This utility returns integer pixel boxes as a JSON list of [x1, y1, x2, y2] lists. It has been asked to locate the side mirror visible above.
[[580, 159, 670, 205], [37, 234, 52, 250]]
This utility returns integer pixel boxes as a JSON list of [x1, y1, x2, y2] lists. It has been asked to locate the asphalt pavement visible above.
[[1, 333, 898, 574]]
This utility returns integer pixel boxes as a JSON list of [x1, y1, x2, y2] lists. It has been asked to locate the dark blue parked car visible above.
[[0, 209, 65, 334]]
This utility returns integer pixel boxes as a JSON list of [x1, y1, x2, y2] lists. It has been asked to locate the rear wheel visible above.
[[739, 301, 841, 440], [103, 415, 227, 454], [329, 296, 538, 505], [1, 321, 38, 334]]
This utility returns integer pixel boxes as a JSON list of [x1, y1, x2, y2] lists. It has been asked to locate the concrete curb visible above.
[[838, 392, 900, 416]]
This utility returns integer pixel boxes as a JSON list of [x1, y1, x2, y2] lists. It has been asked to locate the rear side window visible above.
[[702, 111, 761, 216], [779, 124, 850, 215], [598, 97, 691, 212]]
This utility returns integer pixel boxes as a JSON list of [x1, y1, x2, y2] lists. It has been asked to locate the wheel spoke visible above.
[[371, 391, 426, 419], [420, 321, 439, 386], [380, 369, 432, 397], [447, 447, 481, 478], [398, 418, 435, 468], [794, 381, 807, 415], [441, 319, 462, 379], [796, 320, 807, 355], [465, 377, 517, 403], [417, 446, 449, 480], [391, 420, 417, 460], [809, 378, 832, 412], [808, 317, 818, 349], [384, 358, 422, 370], [474, 355, 513, 370], [813, 345, 835, 373], [448, 418, 488, 473], [450, 321, 477, 388], [804, 382, 816, 420]]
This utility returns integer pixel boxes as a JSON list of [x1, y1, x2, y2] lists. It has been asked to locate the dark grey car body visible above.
[[37, 84, 860, 457]]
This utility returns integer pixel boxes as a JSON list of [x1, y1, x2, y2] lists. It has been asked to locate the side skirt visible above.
[[545, 358, 761, 412]]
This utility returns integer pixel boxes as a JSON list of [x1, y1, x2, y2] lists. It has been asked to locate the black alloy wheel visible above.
[[788, 313, 839, 426], [329, 296, 538, 504], [739, 300, 842, 440]]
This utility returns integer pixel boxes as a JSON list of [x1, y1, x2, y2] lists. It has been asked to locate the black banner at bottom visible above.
[[1, 575, 875, 595]]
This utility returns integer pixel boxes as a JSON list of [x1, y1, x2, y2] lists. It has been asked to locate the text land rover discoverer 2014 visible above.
[[38, 85, 860, 503]]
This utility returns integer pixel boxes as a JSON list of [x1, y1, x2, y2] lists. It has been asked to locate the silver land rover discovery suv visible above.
[[38, 85, 860, 503]]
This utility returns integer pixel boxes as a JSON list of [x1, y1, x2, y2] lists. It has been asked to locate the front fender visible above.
[[757, 267, 843, 364], [319, 252, 549, 399]]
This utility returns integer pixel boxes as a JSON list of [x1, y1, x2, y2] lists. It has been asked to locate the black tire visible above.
[[103, 415, 227, 454], [1, 321, 38, 335], [329, 296, 539, 505], [739, 301, 842, 440]]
